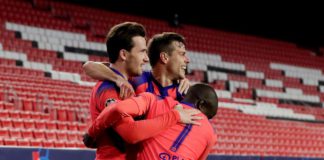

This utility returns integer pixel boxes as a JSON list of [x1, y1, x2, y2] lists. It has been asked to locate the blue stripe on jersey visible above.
[[170, 124, 193, 152], [96, 81, 116, 97], [110, 67, 125, 79], [130, 71, 151, 89], [149, 75, 179, 98], [96, 67, 124, 97]]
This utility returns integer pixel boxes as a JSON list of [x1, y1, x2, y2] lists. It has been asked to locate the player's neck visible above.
[[181, 97, 196, 107], [152, 66, 173, 87], [110, 63, 128, 80]]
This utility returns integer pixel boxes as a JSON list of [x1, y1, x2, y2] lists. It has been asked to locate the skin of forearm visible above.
[[83, 61, 119, 81]]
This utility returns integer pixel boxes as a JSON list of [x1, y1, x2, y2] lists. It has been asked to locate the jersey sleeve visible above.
[[113, 109, 180, 144], [88, 92, 158, 138], [90, 81, 119, 122]]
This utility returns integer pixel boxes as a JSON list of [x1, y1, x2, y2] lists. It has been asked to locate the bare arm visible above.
[[83, 61, 119, 81]]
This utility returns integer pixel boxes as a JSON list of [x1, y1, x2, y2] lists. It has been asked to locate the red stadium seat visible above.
[[30, 139, 42, 147], [35, 120, 47, 129], [21, 129, 34, 139], [4, 139, 17, 146], [0, 128, 10, 138], [54, 141, 66, 148], [45, 131, 57, 140], [17, 139, 30, 146], [34, 130, 46, 140], [42, 140, 55, 148], [24, 120, 35, 129], [9, 129, 22, 139], [1, 119, 13, 128]]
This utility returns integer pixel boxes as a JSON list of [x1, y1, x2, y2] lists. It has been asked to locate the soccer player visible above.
[[87, 22, 200, 160], [88, 21, 148, 160], [83, 32, 191, 101], [88, 83, 218, 160]]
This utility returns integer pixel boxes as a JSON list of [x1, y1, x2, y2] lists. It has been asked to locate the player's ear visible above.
[[120, 49, 128, 61], [197, 100, 214, 119], [196, 100, 205, 111], [160, 52, 169, 64]]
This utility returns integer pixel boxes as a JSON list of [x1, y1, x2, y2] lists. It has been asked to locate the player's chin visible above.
[[135, 69, 143, 76], [179, 73, 186, 79], [179, 70, 186, 78], [129, 69, 142, 77]]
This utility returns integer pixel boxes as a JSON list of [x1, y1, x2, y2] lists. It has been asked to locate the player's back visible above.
[[137, 96, 215, 160]]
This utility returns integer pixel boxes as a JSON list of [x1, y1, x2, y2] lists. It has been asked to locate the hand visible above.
[[178, 78, 190, 95], [174, 104, 202, 125], [116, 76, 135, 100], [82, 133, 97, 148]]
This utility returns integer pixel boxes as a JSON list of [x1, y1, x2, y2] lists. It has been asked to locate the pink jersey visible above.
[[134, 93, 216, 160], [89, 68, 125, 160], [102, 92, 216, 160]]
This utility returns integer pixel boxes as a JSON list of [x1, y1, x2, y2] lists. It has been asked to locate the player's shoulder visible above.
[[203, 118, 215, 135], [130, 71, 151, 86], [95, 80, 117, 94], [138, 92, 157, 99], [96, 80, 115, 88]]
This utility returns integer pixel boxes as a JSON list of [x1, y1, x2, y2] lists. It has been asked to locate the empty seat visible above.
[[56, 131, 68, 140], [35, 120, 46, 129], [1, 119, 13, 128], [24, 120, 35, 129], [42, 140, 55, 148], [4, 139, 17, 146], [21, 129, 34, 139], [57, 122, 68, 130], [12, 119, 24, 128], [9, 111, 20, 119], [33, 130, 46, 140], [46, 121, 57, 130], [17, 139, 30, 146], [45, 131, 57, 140], [0, 128, 10, 138], [54, 141, 65, 148], [10, 129, 22, 138], [30, 139, 42, 147]]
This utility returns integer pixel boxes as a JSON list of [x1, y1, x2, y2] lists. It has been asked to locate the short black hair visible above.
[[106, 22, 146, 63], [147, 32, 185, 67], [186, 83, 218, 119]]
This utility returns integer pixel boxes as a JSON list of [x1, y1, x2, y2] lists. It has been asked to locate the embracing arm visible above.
[[83, 61, 134, 99]]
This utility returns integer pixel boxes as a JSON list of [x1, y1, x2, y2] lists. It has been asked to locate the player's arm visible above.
[[82, 61, 134, 99], [112, 102, 201, 144], [88, 93, 201, 142], [113, 110, 179, 144], [198, 134, 217, 160], [82, 61, 113, 80], [88, 92, 158, 138]]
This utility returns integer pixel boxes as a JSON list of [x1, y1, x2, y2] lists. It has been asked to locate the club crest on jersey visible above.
[[105, 98, 116, 107]]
